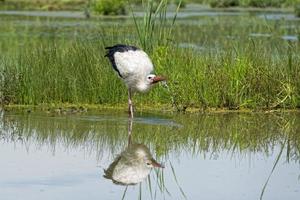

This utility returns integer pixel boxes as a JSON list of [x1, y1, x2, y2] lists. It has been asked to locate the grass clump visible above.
[[0, 0, 86, 11], [92, 0, 126, 15], [187, 0, 299, 8], [295, 4, 300, 17], [174, 0, 186, 7], [246, 0, 285, 8], [209, 0, 239, 8], [132, 0, 181, 51]]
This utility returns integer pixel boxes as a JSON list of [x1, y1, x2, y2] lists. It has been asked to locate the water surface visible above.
[[1, 110, 299, 200]]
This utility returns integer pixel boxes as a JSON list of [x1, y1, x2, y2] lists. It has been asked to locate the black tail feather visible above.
[[104, 44, 139, 78]]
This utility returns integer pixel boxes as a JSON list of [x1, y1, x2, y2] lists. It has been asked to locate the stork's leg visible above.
[[127, 117, 133, 146], [128, 89, 133, 118]]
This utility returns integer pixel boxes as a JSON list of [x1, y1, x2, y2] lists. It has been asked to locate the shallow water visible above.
[[0, 9, 298, 20], [0, 110, 299, 200]]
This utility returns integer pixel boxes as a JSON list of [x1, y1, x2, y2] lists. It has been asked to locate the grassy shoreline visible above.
[[1, 19, 299, 110], [2, 103, 300, 114], [0, 1, 299, 11]]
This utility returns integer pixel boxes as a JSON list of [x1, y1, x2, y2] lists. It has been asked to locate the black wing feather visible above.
[[105, 44, 139, 78]]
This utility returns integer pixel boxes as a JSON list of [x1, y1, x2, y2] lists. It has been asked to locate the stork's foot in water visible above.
[[128, 89, 134, 118], [128, 104, 134, 118]]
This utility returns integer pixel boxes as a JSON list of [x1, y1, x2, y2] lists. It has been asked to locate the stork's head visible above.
[[136, 74, 167, 92], [146, 74, 167, 85]]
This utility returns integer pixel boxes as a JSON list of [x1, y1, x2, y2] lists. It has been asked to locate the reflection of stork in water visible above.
[[103, 118, 164, 186]]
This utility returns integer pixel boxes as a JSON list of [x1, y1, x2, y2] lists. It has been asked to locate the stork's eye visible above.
[[146, 162, 151, 166], [148, 77, 152, 80]]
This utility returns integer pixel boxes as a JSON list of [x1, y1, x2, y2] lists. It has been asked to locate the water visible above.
[[1, 110, 299, 200]]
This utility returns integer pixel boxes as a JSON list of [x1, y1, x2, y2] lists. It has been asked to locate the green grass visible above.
[[187, 0, 300, 7], [0, 0, 87, 10], [132, 0, 181, 52], [93, 0, 126, 15], [295, 3, 300, 16], [0, 3, 300, 111], [1, 0, 300, 11]]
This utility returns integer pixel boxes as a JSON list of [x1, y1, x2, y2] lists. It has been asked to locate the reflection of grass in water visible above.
[[1, 111, 299, 199], [260, 138, 286, 200], [121, 186, 128, 200], [118, 164, 176, 200], [128, 161, 187, 200], [1, 112, 300, 162], [169, 161, 187, 199]]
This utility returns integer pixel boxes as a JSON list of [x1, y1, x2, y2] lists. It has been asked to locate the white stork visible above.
[[105, 44, 166, 118]]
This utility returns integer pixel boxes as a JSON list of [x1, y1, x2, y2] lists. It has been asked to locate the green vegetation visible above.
[[295, 3, 300, 16], [92, 0, 126, 15], [209, 0, 240, 8], [1, 0, 300, 11], [174, 0, 186, 7], [0, 0, 86, 10], [189, 0, 300, 7], [133, 0, 181, 51], [247, 0, 285, 8], [0, 0, 300, 111]]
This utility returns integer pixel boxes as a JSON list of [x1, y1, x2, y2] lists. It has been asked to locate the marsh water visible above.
[[0, 109, 300, 200]]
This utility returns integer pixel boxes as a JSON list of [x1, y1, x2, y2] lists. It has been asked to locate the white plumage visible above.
[[105, 44, 166, 118], [114, 50, 154, 92]]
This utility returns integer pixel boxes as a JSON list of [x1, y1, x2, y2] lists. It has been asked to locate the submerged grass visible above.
[[0, 3, 300, 111]]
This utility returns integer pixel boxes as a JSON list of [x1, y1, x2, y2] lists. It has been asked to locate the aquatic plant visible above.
[[0, 0, 87, 11], [209, 0, 239, 8], [174, 0, 186, 7], [246, 0, 284, 8], [132, 0, 182, 51], [295, 4, 300, 17], [92, 0, 127, 15], [188, 0, 298, 7]]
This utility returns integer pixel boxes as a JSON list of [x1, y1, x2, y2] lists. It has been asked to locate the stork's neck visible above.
[[136, 80, 151, 92]]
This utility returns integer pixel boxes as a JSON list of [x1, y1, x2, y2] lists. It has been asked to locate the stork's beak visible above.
[[152, 76, 167, 84], [151, 158, 165, 168]]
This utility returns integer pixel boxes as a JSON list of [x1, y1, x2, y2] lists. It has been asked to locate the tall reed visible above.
[[132, 0, 182, 52]]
